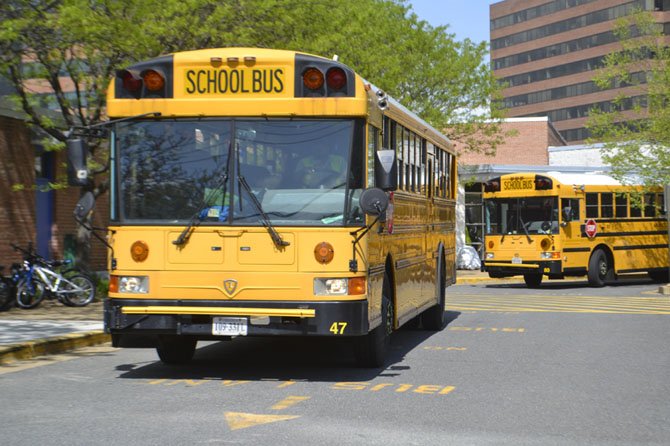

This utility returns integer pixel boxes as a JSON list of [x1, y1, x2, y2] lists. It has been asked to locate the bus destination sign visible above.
[[184, 68, 285, 96], [502, 177, 533, 191]]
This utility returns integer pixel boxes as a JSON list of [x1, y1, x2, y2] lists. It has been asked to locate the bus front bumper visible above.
[[483, 260, 562, 277], [104, 298, 369, 347]]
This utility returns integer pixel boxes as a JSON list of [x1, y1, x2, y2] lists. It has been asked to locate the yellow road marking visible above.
[[224, 412, 300, 431], [271, 396, 310, 410], [449, 294, 670, 314]]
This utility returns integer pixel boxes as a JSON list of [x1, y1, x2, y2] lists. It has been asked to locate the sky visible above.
[[408, 0, 498, 44]]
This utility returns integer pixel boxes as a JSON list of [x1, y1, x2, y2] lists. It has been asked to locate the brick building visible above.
[[491, 0, 670, 143], [457, 117, 566, 166], [0, 108, 108, 271]]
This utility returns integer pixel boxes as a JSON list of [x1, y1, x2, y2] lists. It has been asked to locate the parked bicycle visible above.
[[11, 243, 95, 309]]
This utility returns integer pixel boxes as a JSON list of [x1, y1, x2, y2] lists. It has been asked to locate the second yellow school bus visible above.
[[482, 172, 668, 288], [82, 48, 457, 367]]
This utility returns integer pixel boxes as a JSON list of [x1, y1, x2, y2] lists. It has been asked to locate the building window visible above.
[[492, 0, 649, 49]]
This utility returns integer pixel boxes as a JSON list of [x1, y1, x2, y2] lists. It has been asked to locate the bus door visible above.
[[559, 197, 584, 269]]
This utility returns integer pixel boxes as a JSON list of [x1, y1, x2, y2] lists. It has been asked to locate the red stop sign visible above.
[[585, 219, 597, 238]]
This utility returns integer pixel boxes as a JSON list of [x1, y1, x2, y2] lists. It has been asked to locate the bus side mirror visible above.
[[561, 207, 572, 226], [73, 191, 95, 222], [374, 149, 397, 191], [67, 138, 90, 186], [359, 187, 389, 216]]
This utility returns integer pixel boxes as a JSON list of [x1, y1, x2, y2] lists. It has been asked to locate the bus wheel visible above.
[[588, 249, 610, 287], [156, 336, 197, 365], [648, 269, 670, 283], [523, 273, 543, 288], [422, 255, 446, 330], [354, 278, 392, 368]]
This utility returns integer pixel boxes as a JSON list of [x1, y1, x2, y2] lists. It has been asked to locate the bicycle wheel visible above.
[[61, 274, 95, 307], [16, 278, 46, 309]]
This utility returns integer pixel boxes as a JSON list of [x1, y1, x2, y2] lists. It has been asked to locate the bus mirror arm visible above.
[[349, 188, 389, 272], [349, 214, 382, 273], [73, 191, 117, 270]]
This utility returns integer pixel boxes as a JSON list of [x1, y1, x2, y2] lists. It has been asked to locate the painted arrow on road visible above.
[[224, 412, 300, 431]]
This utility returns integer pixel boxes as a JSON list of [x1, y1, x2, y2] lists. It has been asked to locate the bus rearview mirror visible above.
[[374, 149, 397, 191], [67, 138, 90, 186]]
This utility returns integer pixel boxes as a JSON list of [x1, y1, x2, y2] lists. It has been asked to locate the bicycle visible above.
[[11, 243, 95, 309]]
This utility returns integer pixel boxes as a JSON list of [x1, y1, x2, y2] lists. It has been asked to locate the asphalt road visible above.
[[1, 278, 669, 445]]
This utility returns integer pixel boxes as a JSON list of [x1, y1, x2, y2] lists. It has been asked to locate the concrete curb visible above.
[[0, 331, 110, 365]]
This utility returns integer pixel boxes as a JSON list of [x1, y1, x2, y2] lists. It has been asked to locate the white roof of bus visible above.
[[544, 171, 621, 186]]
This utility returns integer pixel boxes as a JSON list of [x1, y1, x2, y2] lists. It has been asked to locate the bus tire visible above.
[[588, 249, 610, 287], [422, 253, 446, 331], [354, 276, 392, 368], [523, 273, 543, 288], [156, 336, 197, 365], [648, 269, 670, 283]]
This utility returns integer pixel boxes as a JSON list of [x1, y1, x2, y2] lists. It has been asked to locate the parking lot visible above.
[[1, 277, 669, 445]]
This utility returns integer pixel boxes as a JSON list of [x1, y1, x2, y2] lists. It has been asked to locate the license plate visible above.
[[511, 256, 522, 264], [212, 317, 248, 336]]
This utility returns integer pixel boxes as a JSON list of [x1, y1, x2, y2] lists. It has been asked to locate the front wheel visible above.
[[588, 249, 611, 287], [156, 336, 197, 365], [16, 278, 46, 309], [354, 275, 393, 368], [523, 273, 543, 288], [61, 274, 95, 306]]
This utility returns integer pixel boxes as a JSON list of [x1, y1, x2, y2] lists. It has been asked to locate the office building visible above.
[[491, 0, 670, 143]]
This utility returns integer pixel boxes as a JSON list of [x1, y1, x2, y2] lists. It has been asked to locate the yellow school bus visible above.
[[482, 172, 668, 288], [72, 48, 457, 367]]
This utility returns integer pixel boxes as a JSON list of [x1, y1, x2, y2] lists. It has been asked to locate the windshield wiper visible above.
[[518, 216, 533, 243], [173, 143, 232, 247], [237, 174, 290, 249]]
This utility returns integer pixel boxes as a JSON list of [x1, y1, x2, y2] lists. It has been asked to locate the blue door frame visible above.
[[36, 149, 55, 259]]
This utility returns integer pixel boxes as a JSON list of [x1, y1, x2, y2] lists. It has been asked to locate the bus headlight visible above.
[[117, 276, 149, 293], [540, 252, 561, 260], [486, 252, 494, 260], [314, 277, 366, 296]]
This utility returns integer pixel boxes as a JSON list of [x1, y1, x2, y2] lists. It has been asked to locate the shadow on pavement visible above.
[[115, 311, 461, 383]]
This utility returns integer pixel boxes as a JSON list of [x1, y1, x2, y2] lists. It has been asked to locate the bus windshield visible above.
[[116, 119, 365, 226], [485, 197, 559, 235]]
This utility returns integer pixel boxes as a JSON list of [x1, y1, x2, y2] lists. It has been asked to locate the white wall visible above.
[[548, 144, 606, 167]]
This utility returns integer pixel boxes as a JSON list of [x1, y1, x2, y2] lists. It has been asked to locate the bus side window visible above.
[[586, 193, 598, 218], [561, 198, 580, 222]]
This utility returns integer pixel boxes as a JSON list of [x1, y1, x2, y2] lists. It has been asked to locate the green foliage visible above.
[[587, 10, 670, 187], [0, 0, 504, 155]]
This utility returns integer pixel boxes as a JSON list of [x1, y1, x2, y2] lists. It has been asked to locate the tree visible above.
[[0, 0, 505, 266], [587, 10, 670, 188]]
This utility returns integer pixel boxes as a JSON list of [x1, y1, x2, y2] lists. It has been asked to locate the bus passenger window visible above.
[[644, 193, 656, 217], [600, 193, 613, 218], [615, 193, 628, 218], [586, 193, 598, 218]]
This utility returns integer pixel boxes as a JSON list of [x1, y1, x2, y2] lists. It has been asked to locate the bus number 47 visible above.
[[330, 322, 348, 335]]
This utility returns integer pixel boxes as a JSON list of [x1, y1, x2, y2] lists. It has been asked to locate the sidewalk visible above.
[[0, 270, 508, 365], [0, 300, 107, 365]]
